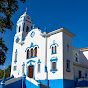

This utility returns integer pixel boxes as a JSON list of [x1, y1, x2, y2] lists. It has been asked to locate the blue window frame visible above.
[[50, 57, 58, 73], [37, 59, 41, 73], [14, 49, 17, 63], [66, 60, 70, 72], [38, 64, 40, 72], [52, 62, 56, 70], [15, 53, 17, 62], [25, 42, 39, 59], [13, 66, 17, 71], [50, 40, 59, 55]]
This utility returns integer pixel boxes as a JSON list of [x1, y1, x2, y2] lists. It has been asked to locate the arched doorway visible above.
[[28, 65, 34, 78]]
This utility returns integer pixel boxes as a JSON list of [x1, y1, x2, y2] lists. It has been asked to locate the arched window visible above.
[[19, 26, 21, 32], [27, 49, 29, 58], [52, 46, 54, 54], [26, 26, 29, 32], [55, 46, 56, 53], [52, 62, 56, 70], [34, 47, 37, 56], [31, 48, 33, 57], [52, 46, 57, 54]]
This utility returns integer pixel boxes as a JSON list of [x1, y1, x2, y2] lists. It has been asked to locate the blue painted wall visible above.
[[63, 79, 74, 88], [37, 80, 49, 87], [38, 79, 74, 88], [76, 80, 88, 87], [25, 79, 39, 88], [5, 79, 22, 88], [49, 79, 63, 88], [2, 78, 75, 88]]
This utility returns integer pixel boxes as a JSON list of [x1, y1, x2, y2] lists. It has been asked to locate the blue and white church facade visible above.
[[10, 11, 88, 88]]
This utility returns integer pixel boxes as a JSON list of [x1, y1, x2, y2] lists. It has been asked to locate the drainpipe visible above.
[[22, 73, 26, 88], [44, 27, 49, 87]]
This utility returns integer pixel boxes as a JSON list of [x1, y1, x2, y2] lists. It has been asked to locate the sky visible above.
[[0, 0, 88, 69]]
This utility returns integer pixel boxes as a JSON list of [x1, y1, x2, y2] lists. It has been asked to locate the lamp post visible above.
[[22, 63, 25, 88], [3, 66, 6, 78]]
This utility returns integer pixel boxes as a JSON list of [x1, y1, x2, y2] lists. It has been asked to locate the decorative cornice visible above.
[[41, 28, 76, 37], [73, 62, 88, 69]]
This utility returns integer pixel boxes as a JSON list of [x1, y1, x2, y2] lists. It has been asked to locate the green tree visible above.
[[0, 0, 25, 65], [0, 69, 4, 79], [5, 65, 11, 78], [0, 65, 11, 79]]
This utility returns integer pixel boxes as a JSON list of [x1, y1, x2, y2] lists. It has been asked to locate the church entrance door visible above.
[[28, 66, 34, 78]]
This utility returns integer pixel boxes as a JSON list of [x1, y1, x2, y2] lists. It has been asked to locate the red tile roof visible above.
[[80, 47, 88, 50]]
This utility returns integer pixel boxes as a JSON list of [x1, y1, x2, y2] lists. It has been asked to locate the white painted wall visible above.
[[63, 32, 74, 80], [73, 65, 88, 81], [73, 48, 88, 81], [47, 32, 63, 79], [11, 12, 88, 85]]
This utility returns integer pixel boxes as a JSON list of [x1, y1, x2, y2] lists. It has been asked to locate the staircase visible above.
[[0, 76, 50, 88], [5, 77, 22, 88], [26, 76, 50, 88]]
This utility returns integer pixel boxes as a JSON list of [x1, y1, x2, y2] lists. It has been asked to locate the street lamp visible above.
[[3, 66, 6, 78]]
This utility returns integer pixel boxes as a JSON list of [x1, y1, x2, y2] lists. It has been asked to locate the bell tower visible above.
[[15, 8, 33, 44]]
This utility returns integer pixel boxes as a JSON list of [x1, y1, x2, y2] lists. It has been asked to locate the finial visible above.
[[44, 26, 47, 33], [33, 24, 35, 28], [26, 7, 27, 13]]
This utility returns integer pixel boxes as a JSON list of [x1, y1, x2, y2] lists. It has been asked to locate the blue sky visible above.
[[0, 0, 88, 69]]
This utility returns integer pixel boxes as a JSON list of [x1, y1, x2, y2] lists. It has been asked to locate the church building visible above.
[[10, 10, 88, 88]]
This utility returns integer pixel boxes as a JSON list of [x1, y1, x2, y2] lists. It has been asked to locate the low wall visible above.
[[25, 76, 40, 88], [5, 77, 22, 88]]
